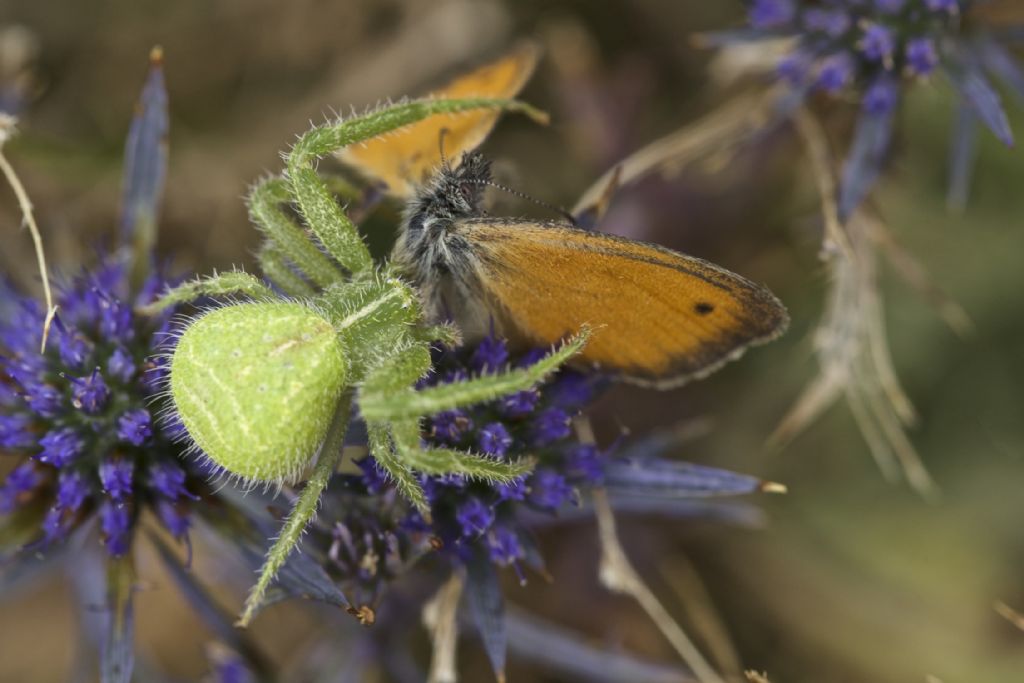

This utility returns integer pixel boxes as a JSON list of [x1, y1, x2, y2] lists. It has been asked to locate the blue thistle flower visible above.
[[456, 496, 496, 537], [861, 24, 897, 63], [486, 525, 524, 565], [0, 48, 200, 569], [499, 389, 539, 418], [477, 421, 513, 456], [526, 468, 574, 510], [0, 52, 279, 683], [731, 0, 1024, 214], [906, 37, 941, 74], [205, 644, 260, 683], [0, 261, 193, 556]]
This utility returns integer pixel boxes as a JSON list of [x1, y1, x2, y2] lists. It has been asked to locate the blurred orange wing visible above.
[[339, 42, 540, 198], [461, 220, 789, 387]]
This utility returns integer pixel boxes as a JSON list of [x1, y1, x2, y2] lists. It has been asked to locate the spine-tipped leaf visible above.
[[604, 458, 776, 498]]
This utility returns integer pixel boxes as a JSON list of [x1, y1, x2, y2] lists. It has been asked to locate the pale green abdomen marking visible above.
[[170, 302, 348, 484]]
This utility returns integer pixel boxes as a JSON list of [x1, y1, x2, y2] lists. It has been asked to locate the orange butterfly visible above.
[[342, 45, 788, 388], [393, 152, 787, 387]]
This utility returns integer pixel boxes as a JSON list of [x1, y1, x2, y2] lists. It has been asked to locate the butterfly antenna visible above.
[[466, 178, 577, 225]]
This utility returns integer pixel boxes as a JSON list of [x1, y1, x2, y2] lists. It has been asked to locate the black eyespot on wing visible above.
[[694, 302, 715, 315]]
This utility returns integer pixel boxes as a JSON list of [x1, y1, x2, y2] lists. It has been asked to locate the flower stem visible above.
[[0, 118, 57, 352], [593, 488, 724, 683]]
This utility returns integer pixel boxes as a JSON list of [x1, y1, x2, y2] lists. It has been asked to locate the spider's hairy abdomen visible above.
[[169, 301, 347, 486]]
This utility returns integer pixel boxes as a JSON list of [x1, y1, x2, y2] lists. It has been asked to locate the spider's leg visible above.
[[248, 177, 345, 289], [412, 322, 462, 347], [390, 419, 532, 483], [360, 343, 433, 397], [358, 339, 547, 491], [239, 389, 355, 628], [361, 344, 433, 512], [284, 98, 544, 278], [359, 329, 589, 422], [366, 420, 428, 514], [142, 271, 276, 314], [257, 244, 316, 298]]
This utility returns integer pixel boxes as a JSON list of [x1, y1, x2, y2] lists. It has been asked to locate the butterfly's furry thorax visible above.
[[394, 152, 496, 324]]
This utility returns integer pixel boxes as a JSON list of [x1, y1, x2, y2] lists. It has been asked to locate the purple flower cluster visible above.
[[754, 0, 966, 108], [314, 474, 421, 609], [0, 260, 193, 556], [738, 0, 1024, 215], [356, 335, 606, 578]]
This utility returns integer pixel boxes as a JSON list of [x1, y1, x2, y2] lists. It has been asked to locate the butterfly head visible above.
[[410, 151, 492, 226]]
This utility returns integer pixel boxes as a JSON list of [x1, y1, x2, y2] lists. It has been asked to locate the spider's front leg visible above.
[[140, 270, 277, 314], [358, 329, 590, 509], [360, 344, 533, 516], [248, 177, 346, 291], [256, 243, 316, 298], [283, 98, 547, 280], [359, 328, 590, 422]]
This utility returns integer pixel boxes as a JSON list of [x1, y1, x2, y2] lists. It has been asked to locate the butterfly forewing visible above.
[[460, 219, 789, 387], [339, 42, 540, 197]]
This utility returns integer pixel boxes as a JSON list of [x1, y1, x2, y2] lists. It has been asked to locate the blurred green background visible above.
[[1, 1, 1022, 681]]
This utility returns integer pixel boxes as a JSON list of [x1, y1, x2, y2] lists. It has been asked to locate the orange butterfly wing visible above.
[[460, 220, 788, 387], [339, 42, 540, 198]]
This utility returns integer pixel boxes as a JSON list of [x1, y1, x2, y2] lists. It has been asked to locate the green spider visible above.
[[146, 98, 587, 626]]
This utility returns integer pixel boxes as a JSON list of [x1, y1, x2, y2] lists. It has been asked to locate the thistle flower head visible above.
[[0, 260, 194, 556], [747, 0, 972, 97], [299, 333, 605, 616], [733, 0, 1024, 214]]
